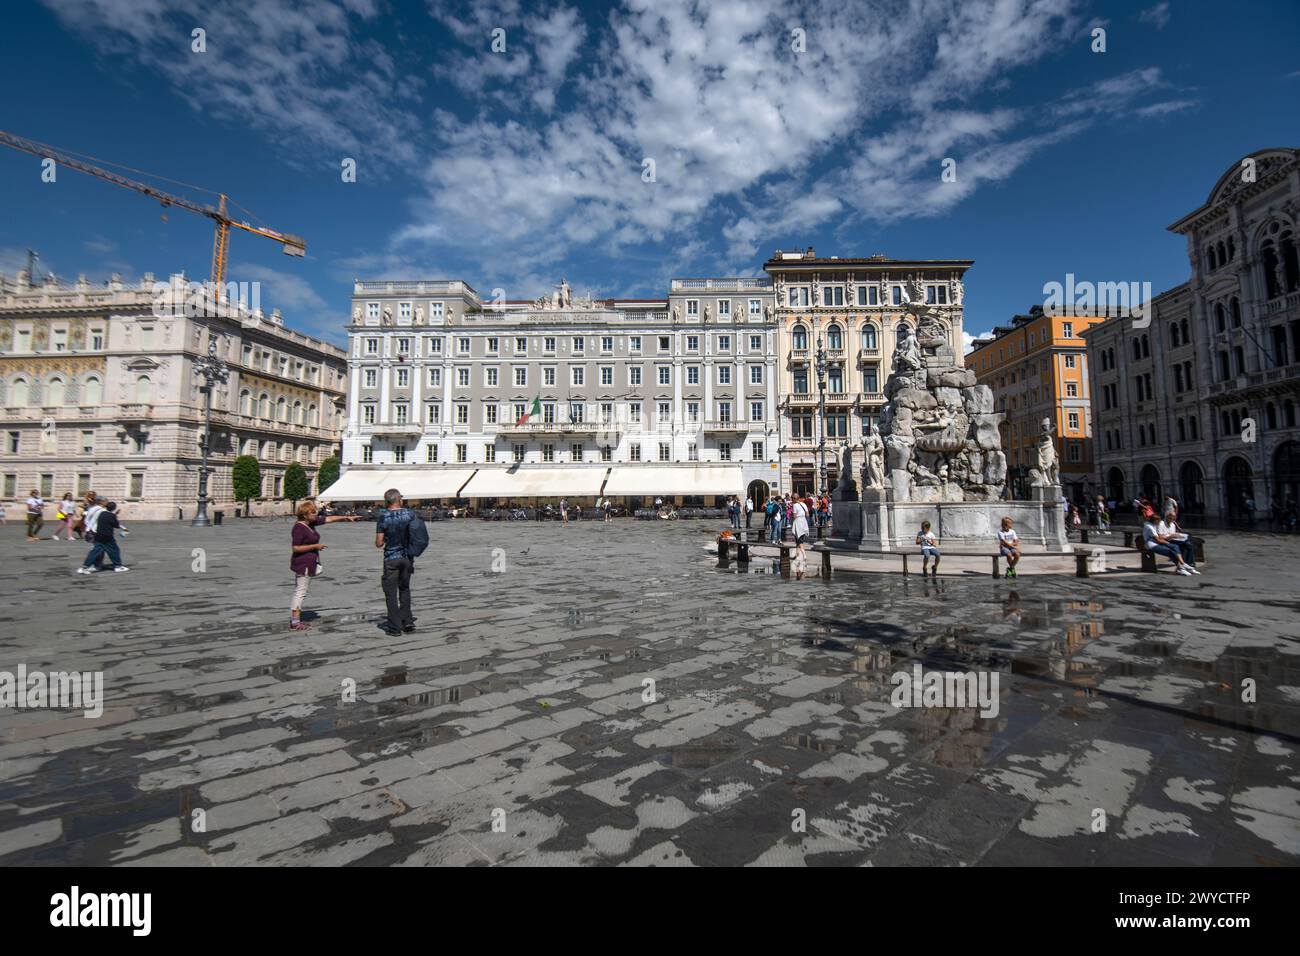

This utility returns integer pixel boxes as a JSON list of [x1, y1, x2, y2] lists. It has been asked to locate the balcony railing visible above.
[[702, 419, 749, 433], [368, 421, 423, 436], [117, 403, 153, 422], [857, 347, 881, 364], [857, 392, 885, 405], [495, 421, 609, 436]]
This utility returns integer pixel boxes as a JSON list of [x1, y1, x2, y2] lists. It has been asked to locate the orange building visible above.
[[966, 305, 1106, 501]]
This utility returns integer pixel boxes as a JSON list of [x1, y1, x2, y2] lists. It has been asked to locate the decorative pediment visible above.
[[125, 357, 161, 372]]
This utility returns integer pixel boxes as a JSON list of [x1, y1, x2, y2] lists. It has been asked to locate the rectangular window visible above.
[[1068, 411, 1080, 431], [630, 336, 642, 353], [362, 445, 373, 463], [629, 443, 641, 462], [601, 445, 612, 462], [687, 442, 698, 461], [543, 443, 555, 463], [393, 404, 409, 424], [426, 403, 441, 424], [485, 444, 496, 463], [125, 473, 142, 498], [543, 402, 557, 424], [687, 366, 700, 385], [572, 336, 585, 353], [544, 336, 556, 353], [659, 335, 671, 352], [569, 442, 583, 461], [658, 366, 671, 386], [1064, 354, 1077, 368], [3, 474, 14, 498], [457, 337, 471, 354], [718, 366, 731, 385], [629, 367, 642, 386], [396, 368, 409, 387], [6, 431, 18, 454], [363, 405, 376, 425], [366, 303, 380, 320], [513, 444, 525, 463], [749, 366, 762, 385], [749, 298, 762, 317], [823, 286, 844, 306], [91, 330, 104, 350], [396, 336, 410, 354], [686, 300, 699, 316], [750, 335, 762, 351], [719, 443, 731, 461], [514, 367, 527, 387], [1066, 382, 1078, 397], [1062, 322, 1073, 338], [657, 401, 671, 422], [426, 444, 439, 462], [751, 440, 764, 461], [686, 401, 700, 423], [717, 335, 731, 352], [430, 302, 444, 319], [485, 367, 499, 387], [364, 369, 378, 389], [394, 444, 406, 464], [485, 404, 498, 424], [687, 335, 699, 352], [76, 473, 90, 496], [600, 366, 613, 386], [601, 336, 613, 352], [572, 367, 585, 386], [456, 443, 467, 462], [366, 338, 379, 355], [659, 442, 671, 461], [486, 337, 499, 354], [456, 367, 469, 387], [515, 336, 527, 354], [428, 337, 443, 354], [750, 401, 763, 421], [544, 367, 556, 386]]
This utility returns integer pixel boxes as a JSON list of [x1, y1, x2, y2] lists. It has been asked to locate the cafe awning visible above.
[[458, 467, 609, 499], [601, 466, 745, 497], [319, 468, 474, 501]]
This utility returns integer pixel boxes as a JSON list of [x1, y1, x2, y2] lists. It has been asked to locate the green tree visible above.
[[317, 455, 340, 493], [284, 462, 309, 509], [231, 455, 262, 515]]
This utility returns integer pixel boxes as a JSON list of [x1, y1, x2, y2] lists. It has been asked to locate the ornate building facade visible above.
[[336, 276, 780, 506], [766, 249, 971, 497], [967, 306, 1107, 501], [0, 270, 347, 520], [1085, 147, 1300, 519]]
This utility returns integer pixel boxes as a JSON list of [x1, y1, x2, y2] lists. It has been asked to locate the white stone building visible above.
[[334, 276, 780, 507], [0, 270, 347, 520]]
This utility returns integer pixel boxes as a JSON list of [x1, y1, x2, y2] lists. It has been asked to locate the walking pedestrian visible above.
[[76, 501, 130, 573], [744, 495, 754, 528], [1096, 495, 1110, 533], [25, 489, 44, 541], [53, 492, 75, 541], [603, 496, 612, 523], [560, 497, 569, 525], [289, 501, 360, 631], [374, 488, 419, 636]]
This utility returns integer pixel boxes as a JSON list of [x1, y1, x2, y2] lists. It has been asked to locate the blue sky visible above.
[[1, 0, 1297, 348]]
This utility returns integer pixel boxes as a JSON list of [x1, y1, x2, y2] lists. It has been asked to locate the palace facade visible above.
[[0, 270, 347, 520], [1084, 147, 1300, 519]]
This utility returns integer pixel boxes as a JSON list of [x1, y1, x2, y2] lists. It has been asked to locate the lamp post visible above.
[[191, 333, 229, 527], [815, 331, 828, 497]]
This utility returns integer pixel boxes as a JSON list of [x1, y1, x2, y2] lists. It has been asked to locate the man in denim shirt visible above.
[[374, 488, 416, 636]]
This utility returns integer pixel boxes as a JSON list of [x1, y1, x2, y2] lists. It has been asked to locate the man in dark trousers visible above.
[[374, 488, 416, 636]]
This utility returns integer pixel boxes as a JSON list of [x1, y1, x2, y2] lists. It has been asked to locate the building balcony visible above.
[[786, 393, 818, 407], [825, 391, 852, 405], [495, 420, 609, 436], [118, 403, 153, 423], [702, 419, 749, 434], [788, 348, 809, 365], [368, 421, 424, 437], [857, 392, 886, 406], [857, 347, 882, 365]]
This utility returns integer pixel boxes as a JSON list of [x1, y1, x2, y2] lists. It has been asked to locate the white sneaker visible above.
[[1176, 566, 1192, 576], [75, 566, 93, 574], [1188, 566, 1201, 574], [51, 535, 59, 541], [113, 566, 131, 573]]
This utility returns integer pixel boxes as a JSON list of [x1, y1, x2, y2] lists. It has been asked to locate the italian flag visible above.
[[516, 396, 542, 425]]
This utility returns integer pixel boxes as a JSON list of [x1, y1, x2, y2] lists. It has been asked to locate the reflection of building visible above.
[[966, 307, 1107, 501], [766, 249, 972, 497], [338, 276, 780, 506], [0, 270, 347, 520], [1084, 148, 1300, 519]]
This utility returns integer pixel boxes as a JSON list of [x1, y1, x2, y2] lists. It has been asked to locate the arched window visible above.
[[1179, 461, 1205, 513], [1286, 399, 1297, 428], [308, 403, 317, 426], [240, 389, 252, 415], [792, 325, 808, 350], [1171, 324, 1181, 348], [276, 397, 287, 422], [1189, 416, 1198, 439], [1107, 467, 1125, 503], [1141, 335, 1150, 358], [1140, 464, 1161, 501], [1217, 241, 1227, 267], [1180, 318, 1189, 341], [83, 376, 102, 406], [135, 375, 152, 404], [1230, 297, 1241, 327], [46, 376, 65, 406], [259, 393, 270, 418], [861, 325, 878, 350], [1208, 247, 1218, 271], [1132, 338, 1142, 361], [293, 400, 304, 424], [1223, 457, 1254, 517], [1228, 237, 1236, 260], [12, 377, 29, 406], [1215, 303, 1226, 332], [826, 323, 842, 350]]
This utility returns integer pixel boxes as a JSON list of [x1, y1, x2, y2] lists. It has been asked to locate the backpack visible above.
[[404, 514, 429, 558]]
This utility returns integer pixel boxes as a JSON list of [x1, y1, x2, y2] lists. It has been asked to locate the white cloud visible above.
[[1138, 3, 1171, 30]]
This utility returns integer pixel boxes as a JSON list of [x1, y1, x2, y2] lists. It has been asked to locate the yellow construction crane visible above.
[[0, 129, 305, 287]]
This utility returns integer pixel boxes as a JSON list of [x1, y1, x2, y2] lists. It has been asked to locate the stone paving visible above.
[[0, 517, 1297, 867]]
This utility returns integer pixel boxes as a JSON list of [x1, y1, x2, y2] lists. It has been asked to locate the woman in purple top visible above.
[[289, 501, 359, 630]]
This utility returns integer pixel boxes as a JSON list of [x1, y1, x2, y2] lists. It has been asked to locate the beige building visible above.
[[0, 269, 347, 521], [766, 249, 972, 496]]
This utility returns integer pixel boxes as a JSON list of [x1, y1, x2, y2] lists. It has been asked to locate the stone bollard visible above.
[[716, 538, 730, 568]]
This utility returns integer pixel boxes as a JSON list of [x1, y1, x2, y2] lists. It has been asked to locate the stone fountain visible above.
[[831, 278, 1068, 552]]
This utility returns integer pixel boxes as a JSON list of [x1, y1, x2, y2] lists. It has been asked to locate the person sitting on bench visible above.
[[1142, 513, 1195, 576], [1156, 508, 1200, 575]]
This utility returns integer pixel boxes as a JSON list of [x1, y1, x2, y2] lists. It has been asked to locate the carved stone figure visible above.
[[1030, 417, 1060, 487], [415, 305, 425, 325], [381, 307, 393, 326], [352, 306, 362, 322], [893, 323, 922, 375], [952, 278, 964, 305], [862, 423, 886, 490], [671, 305, 680, 323], [703, 304, 711, 323], [833, 442, 858, 500]]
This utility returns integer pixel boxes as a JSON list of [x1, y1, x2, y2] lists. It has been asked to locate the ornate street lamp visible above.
[[815, 331, 828, 497], [191, 333, 229, 527]]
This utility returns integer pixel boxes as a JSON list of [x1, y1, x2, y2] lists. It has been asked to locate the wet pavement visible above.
[[0, 518, 1297, 866]]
